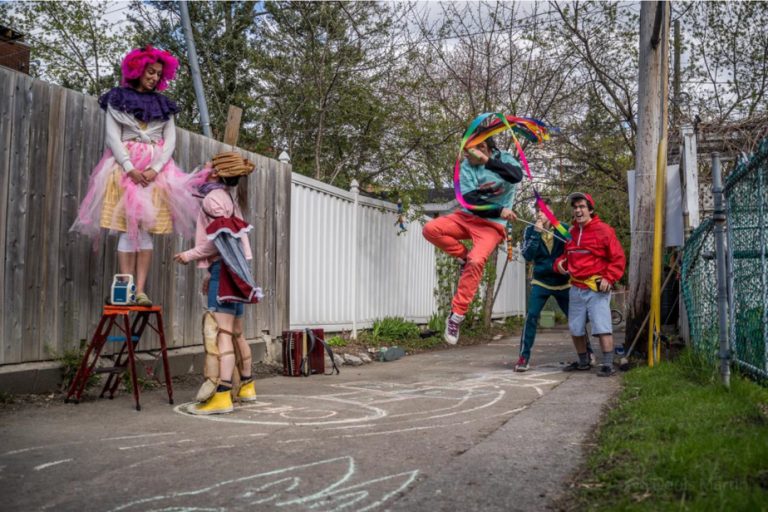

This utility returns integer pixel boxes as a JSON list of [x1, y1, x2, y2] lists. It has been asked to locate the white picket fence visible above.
[[290, 173, 526, 333]]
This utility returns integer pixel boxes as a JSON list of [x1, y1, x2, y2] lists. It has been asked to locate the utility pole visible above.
[[179, 0, 212, 138], [627, 1, 670, 352]]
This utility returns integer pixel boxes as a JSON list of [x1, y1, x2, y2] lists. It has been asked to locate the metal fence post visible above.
[[711, 153, 731, 388], [350, 179, 359, 339]]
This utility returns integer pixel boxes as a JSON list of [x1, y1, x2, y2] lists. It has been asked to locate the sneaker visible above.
[[597, 365, 617, 377], [135, 292, 152, 307], [514, 356, 529, 372], [444, 313, 464, 345], [589, 352, 597, 367], [562, 361, 591, 372]]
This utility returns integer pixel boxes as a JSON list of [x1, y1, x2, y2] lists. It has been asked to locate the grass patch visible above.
[[567, 350, 768, 511], [371, 317, 421, 342], [325, 335, 347, 348], [504, 315, 525, 330]]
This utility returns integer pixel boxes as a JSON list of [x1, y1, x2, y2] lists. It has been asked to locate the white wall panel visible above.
[[290, 173, 525, 332]]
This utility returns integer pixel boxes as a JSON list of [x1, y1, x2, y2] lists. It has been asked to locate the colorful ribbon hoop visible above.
[[453, 112, 571, 241]]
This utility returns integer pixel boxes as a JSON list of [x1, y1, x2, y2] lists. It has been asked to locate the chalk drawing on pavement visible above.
[[174, 370, 558, 435], [108, 455, 418, 512], [175, 394, 388, 426]]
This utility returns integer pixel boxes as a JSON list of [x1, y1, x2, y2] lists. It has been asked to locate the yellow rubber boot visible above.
[[237, 381, 257, 402], [190, 390, 234, 415]]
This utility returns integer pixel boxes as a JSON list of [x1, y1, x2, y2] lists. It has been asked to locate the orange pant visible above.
[[422, 212, 505, 316]]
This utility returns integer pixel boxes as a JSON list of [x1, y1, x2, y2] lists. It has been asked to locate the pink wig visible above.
[[120, 45, 179, 92]]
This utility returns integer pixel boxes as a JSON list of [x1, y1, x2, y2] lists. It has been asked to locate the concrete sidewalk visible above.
[[0, 327, 621, 511]]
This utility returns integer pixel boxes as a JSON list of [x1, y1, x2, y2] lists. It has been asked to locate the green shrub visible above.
[[46, 341, 99, 392], [428, 313, 446, 334], [504, 315, 525, 329], [371, 317, 420, 341], [326, 336, 347, 347]]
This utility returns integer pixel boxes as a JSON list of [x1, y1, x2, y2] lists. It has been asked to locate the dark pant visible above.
[[519, 285, 569, 360]]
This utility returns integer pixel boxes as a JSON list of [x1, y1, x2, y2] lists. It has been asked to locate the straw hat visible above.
[[212, 151, 255, 178]]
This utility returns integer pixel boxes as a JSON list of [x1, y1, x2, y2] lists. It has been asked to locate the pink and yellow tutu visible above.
[[72, 140, 204, 248]]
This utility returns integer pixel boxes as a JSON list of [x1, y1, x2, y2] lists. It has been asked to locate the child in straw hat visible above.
[[174, 152, 263, 415]]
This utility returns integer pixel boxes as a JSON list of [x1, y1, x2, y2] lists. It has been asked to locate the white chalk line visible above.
[[173, 394, 388, 427], [125, 444, 250, 468], [118, 439, 194, 450], [283, 407, 527, 443], [107, 456, 357, 512], [226, 433, 269, 439], [33, 459, 73, 471], [110, 455, 419, 512], [2, 432, 178, 457], [276, 470, 419, 512], [172, 370, 558, 430], [102, 432, 178, 441], [3, 443, 82, 457]]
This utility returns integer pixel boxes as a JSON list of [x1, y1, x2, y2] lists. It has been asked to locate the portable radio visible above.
[[110, 274, 136, 305]]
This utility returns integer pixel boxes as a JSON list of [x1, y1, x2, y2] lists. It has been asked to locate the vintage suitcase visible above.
[[282, 328, 339, 377]]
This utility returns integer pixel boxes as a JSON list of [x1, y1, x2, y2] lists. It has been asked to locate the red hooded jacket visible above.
[[553, 215, 625, 289]]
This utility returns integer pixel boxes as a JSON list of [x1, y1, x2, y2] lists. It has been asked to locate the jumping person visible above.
[[423, 126, 522, 345], [515, 198, 570, 372], [174, 152, 263, 414], [71, 45, 199, 306], [555, 192, 625, 376]]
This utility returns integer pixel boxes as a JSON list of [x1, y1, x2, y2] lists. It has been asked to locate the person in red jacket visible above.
[[554, 192, 625, 376]]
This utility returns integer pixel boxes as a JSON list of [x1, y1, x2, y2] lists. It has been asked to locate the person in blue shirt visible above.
[[515, 198, 570, 371]]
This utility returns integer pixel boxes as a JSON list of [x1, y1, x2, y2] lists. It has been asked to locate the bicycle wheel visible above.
[[611, 308, 623, 326]]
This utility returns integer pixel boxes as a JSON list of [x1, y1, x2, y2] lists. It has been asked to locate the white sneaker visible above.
[[444, 313, 464, 345]]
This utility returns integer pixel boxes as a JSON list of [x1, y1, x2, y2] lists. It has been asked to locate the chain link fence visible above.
[[724, 138, 768, 379], [681, 218, 718, 360], [681, 137, 768, 381]]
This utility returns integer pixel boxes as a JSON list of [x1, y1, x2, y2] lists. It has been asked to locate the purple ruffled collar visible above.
[[99, 87, 179, 123], [198, 182, 227, 197]]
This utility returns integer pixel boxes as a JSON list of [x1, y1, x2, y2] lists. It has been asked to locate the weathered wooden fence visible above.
[[0, 66, 290, 365]]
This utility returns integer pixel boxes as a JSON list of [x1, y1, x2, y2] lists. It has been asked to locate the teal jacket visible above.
[[521, 224, 570, 287], [458, 149, 523, 227]]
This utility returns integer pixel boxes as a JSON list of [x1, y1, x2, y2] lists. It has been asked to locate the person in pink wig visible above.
[[72, 46, 200, 306]]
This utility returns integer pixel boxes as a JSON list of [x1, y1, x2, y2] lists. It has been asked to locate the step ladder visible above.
[[65, 305, 174, 410]]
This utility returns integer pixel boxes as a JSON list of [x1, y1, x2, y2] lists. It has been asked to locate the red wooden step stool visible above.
[[65, 305, 174, 410]]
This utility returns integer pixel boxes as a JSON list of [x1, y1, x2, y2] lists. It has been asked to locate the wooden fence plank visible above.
[[263, 158, 277, 337], [250, 154, 269, 336], [80, 96, 108, 352], [43, 86, 70, 359], [4, 72, 33, 364], [170, 128, 190, 348], [0, 69, 17, 364], [21, 80, 55, 361], [59, 90, 87, 353], [274, 160, 291, 335]]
